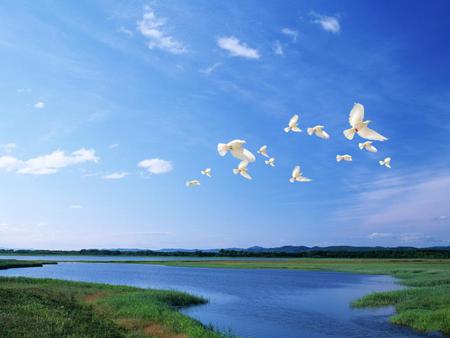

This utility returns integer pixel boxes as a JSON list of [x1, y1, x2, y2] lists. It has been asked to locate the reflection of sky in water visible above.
[[0, 262, 434, 338]]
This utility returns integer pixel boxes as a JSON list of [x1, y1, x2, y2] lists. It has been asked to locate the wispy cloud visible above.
[[200, 62, 221, 75], [335, 169, 450, 230], [34, 100, 45, 109], [117, 26, 133, 38], [109, 143, 119, 149], [281, 28, 298, 42], [217, 36, 260, 59], [0, 148, 99, 175], [138, 158, 173, 174], [102, 172, 128, 180], [137, 6, 187, 54], [0, 143, 17, 154], [273, 41, 284, 55], [368, 232, 449, 244], [310, 12, 341, 34], [69, 204, 83, 209]]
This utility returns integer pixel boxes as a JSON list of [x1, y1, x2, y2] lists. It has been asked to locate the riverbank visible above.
[[0, 260, 225, 338], [0, 259, 55, 270], [76, 258, 450, 335]]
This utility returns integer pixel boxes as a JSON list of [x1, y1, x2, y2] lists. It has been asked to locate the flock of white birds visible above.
[[186, 102, 390, 187]]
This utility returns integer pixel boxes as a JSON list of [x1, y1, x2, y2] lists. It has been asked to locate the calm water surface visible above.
[[0, 262, 436, 338]]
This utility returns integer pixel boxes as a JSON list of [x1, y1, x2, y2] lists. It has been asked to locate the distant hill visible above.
[[156, 245, 450, 253], [1, 245, 450, 259]]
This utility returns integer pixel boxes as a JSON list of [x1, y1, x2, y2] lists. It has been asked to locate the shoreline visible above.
[[0, 259, 225, 338], [2, 257, 449, 336], [56, 258, 450, 336]]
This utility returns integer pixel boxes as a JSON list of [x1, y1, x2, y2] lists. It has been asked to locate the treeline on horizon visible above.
[[1, 248, 450, 259]]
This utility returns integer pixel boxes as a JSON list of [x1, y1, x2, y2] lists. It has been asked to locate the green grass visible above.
[[0, 260, 227, 338], [0, 259, 55, 270], [86, 258, 450, 336]]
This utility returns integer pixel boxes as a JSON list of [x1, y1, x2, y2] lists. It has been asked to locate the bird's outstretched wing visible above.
[[238, 160, 248, 170], [349, 103, 364, 127], [289, 114, 299, 126], [240, 172, 252, 180], [231, 148, 255, 162], [292, 166, 300, 178], [358, 126, 388, 141], [242, 149, 256, 163], [318, 130, 330, 139]]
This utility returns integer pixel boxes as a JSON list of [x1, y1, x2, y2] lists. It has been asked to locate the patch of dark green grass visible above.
[[0, 273, 227, 338]]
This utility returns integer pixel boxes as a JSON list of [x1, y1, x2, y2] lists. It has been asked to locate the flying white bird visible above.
[[289, 165, 311, 183], [336, 154, 352, 162], [379, 157, 391, 168], [201, 168, 212, 177], [358, 141, 378, 153], [257, 145, 270, 158], [233, 160, 252, 180], [307, 125, 330, 139], [186, 179, 200, 187], [343, 103, 388, 141], [265, 157, 275, 167], [284, 114, 302, 133], [217, 139, 256, 162]]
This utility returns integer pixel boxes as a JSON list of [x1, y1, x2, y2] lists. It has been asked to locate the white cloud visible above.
[[200, 62, 221, 75], [217, 36, 260, 59], [273, 41, 284, 55], [368, 232, 447, 244], [102, 172, 128, 180], [137, 7, 187, 54], [281, 28, 298, 42], [0, 143, 17, 154], [310, 12, 341, 34], [117, 26, 133, 38], [34, 101, 45, 109], [0, 156, 22, 171], [109, 143, 119, 149], [0, 148, 98, 175], [335, 169, 450, 231], [69, 204, 83, 209], [138, 158, 173, 174]]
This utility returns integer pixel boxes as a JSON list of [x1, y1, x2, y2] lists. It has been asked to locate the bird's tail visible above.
[[233, 168, 239, 175], [284, 127, 290, 133], [291, 127, 302, 133], [217, 143, 229, 156], [201, 170, 206, 175], [358, 142, 364, 150], [343, 128, 356, 140], [386, 164, 391, 169], [378, 160, 384, 165], [289, 178, 295, 183], [336, 155, 342, 162], [185, 181, 190, 187], [265, 160, 270, 165], [307, 127, 314, 135]]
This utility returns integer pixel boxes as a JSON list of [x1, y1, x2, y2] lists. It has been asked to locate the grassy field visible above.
[[0, 260, 226, 338], [0, 259, 55, 270], [81, 258, 450, 335]]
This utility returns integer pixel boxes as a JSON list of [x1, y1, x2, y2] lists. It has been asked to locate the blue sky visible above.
[[0, 0, 449, 250]]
